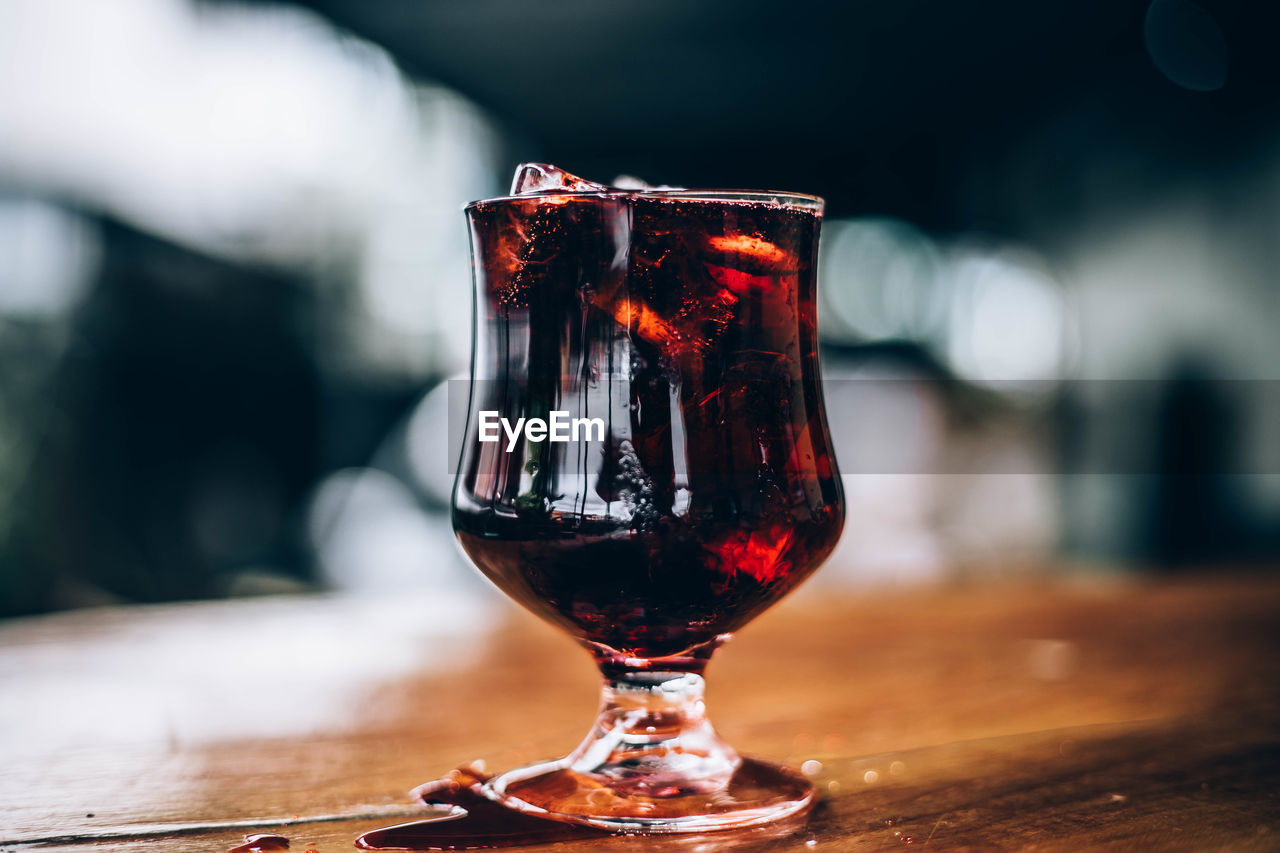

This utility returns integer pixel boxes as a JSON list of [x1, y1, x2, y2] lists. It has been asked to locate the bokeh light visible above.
[[941, 247, 1068, 386], [818, 217, 943, 345]]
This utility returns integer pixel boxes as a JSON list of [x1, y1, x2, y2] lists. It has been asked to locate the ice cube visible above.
[[590, 241, 740, 356], [706, 234, 796, 273], [704, 234, 799, 295], [611, 174, 651, 190], [590, 287, 739, 366], [510, 163, 609, 195], [612, 174, 687, 191], [605, 296, 678, 346], [665, 286, 739, 348], [710, 525, 794, 583]]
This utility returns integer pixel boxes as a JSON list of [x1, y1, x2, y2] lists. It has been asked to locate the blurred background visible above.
[[2, 0, 1278, 618]]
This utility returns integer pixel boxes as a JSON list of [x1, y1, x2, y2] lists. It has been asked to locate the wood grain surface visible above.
[[2, 574, 1277, 851]]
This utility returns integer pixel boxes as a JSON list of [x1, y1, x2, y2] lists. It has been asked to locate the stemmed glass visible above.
[[451, 165, 844, 832]]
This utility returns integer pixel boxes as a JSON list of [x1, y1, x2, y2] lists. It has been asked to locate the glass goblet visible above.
[[452, 180, 844, 832]]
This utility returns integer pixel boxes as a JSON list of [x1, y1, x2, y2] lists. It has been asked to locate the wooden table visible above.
[[2, 574, 1278, 851]]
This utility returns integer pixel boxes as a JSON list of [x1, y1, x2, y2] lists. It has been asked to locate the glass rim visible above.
[[465, 189, 825, 213]]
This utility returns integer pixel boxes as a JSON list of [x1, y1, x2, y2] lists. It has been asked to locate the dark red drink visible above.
[[453, 175, 844, 662]]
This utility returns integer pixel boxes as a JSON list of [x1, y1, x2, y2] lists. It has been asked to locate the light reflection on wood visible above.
[[2, 575, 1277, 851]]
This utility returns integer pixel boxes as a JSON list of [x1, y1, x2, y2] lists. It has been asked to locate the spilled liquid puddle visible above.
[[355, 764, 608, 850], [356, 762, 820, 851], [228, 833, 291, 852]]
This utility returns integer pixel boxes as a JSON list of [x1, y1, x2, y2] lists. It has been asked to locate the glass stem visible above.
[[566, 669, 740, 797]]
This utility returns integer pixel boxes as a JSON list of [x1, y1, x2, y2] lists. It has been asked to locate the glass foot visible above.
[[486, 756, 815, 832]]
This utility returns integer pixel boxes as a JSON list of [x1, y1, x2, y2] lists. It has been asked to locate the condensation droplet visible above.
[[801, 759, 823, 776]]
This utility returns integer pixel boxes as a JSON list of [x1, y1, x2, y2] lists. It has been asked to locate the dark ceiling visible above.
[[293, 0, 1278, 234]]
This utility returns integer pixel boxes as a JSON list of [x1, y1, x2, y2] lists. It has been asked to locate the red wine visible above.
[[454, 190, 843, 660]]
